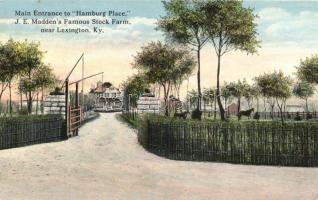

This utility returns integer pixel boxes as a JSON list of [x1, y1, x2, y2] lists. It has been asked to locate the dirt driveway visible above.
[[0, 113, 318, 200]]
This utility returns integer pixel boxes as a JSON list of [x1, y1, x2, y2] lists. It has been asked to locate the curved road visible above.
[[1, 113, 318, 200]]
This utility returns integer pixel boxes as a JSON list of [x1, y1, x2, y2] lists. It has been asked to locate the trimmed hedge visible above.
[[0, 115, 65, 150], [138, 115, 318, 167]]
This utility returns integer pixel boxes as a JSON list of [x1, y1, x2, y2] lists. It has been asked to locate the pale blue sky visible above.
[[1, 0, 318, 46]]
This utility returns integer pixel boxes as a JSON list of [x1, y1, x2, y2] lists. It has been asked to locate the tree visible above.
[[158, 0, 209, 116], [226, 80, 249, 120], [255, 71, 292, 122], [121, 73, 150, 109], [19, 40, 44, 114], [243, 83, 259, 109], [0, 39, 24, 114], [221, 83, 232, 115], [201, 0, 260, 120], [171, 53, 195, 99], [295, 54, 318, 113], [33, 64, 57, 114], [0, 43, 10, 105], [251, 84, 261, 112], [296, 54, 318, 84], [203, 88, 214, 116], [187, 89, 198, 110], [133, 41, 195, 116], [293, 81, 314, 112]]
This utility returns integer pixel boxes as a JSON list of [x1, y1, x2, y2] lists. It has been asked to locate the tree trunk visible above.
[[0, 83, 9, 113], [276, 98, 284, 123], [186, 78, 189, 112], [27, 90, 32, 114], [216, 54, 225, 120], [20, 92, 23, 112], [224, 99, 229, 117], [9, 82, 12, 115], [36, 93, 39, 115], [214, 91, 217, 120], [41, 87, 44, 114], [237, 97, 241, 120], [163, 84, 169, 116], [196, 48, 202, 112], [305, 98, 308, 112], [270, 103, 275, 120]]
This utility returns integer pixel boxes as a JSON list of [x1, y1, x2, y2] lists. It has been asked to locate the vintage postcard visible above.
[[0, 0, 318, 199]]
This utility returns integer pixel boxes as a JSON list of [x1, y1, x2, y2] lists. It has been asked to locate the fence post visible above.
[[75, 82, 79, 136], [64, 79, 69, 139]]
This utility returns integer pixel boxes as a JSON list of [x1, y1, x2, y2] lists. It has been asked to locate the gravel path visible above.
[[0, 113, 318, 200]]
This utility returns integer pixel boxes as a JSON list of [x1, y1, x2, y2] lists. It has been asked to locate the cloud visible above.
[[0, 18, 14, 25], [257, 7, 291, 22], [256, 8, 318, 48], [129, 17, 157, 27]]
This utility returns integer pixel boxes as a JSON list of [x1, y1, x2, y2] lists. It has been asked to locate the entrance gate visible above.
[[62, 53, 104, 138]]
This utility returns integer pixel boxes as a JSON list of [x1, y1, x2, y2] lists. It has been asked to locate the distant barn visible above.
[[227, 103, 238, 116]]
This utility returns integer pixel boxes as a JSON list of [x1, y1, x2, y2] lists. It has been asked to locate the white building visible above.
[[285, 105, 304, 112], [90, 81, 123, 112]]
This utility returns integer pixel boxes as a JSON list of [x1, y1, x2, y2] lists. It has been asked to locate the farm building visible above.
[[90, 81, 123, 112]]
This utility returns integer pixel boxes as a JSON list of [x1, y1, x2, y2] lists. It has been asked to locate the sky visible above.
[[0, 0, 318, 101]]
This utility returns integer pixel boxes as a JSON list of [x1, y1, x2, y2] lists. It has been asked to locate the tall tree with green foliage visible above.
[[157, 0, 209, 117], [243, 83, 259, 109], [133, 42, 195, 116], [171, 54, 195, 99], [296, 54, 318, 84], [0, 39, 24, 114], [19, 40, 44, 114], [121, 73, 150, 109], [33, 64, 57, 114], [0, 43, 10, 105], [293, 81, 314, 112], [201, 0, 260, 120], [255, 71, 292, 122]]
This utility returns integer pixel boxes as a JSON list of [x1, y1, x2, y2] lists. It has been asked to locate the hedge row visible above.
[[0, 115, 65, 150], [138, 115, 318, 167]]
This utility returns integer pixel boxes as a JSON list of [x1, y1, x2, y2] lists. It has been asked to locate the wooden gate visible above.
[[68, 106, 82, 137], [65, 79, 82, 137]]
